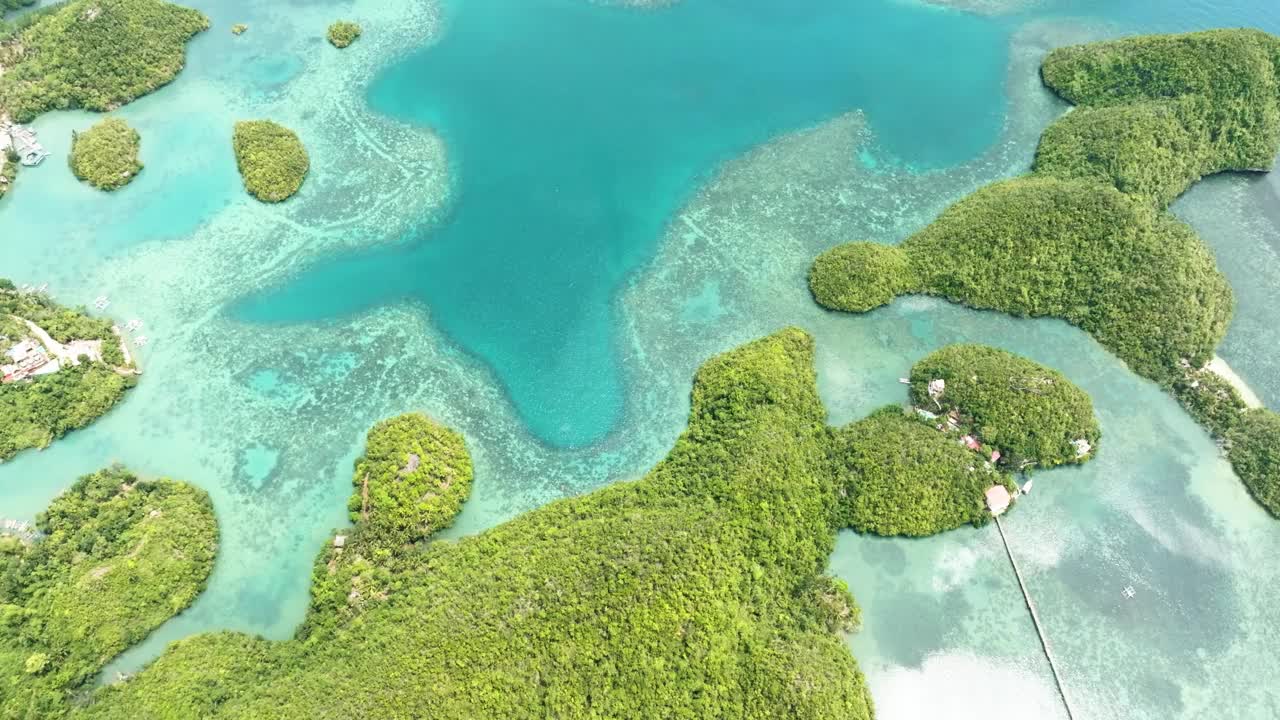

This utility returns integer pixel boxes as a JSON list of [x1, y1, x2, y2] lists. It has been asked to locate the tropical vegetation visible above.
[[348, 413, 472, 544], [0, 152, 15, 200], [0, 279, 135, 462], [326, 20, 359, 49], [909, 344, 1100, 470], [0, 466, 217, 718], [69, 117, 143, 191], [76, 330, 877, 719], [0, 0, 209, 123], [305, 413, 472, 636], [232, 120, 309, 202], [808, 28, 1280, 516], [831, 406, 1013, 537], [1227, 410, 1280, 516]]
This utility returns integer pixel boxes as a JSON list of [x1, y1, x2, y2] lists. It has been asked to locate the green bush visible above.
[[326, 20, 360, 49], [77, 330, 875, 720], [0, 466, 217, 718], [909, 344, 1100, 470], [232, 120, 309, 202], [810, 242, 916, 312], [831, 406, 1013, 537], [0, 0, 209, 123], [1227, 409, 1280, 517], [69, 117, 143, 191]]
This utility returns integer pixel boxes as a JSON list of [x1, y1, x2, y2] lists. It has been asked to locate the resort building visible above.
[[1, 122, 50, 167], [2, 339, 60, 383], [985, 485, 1012, 516]]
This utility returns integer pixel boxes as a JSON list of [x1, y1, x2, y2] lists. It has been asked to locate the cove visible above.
[[231, 0, 1010, 447]]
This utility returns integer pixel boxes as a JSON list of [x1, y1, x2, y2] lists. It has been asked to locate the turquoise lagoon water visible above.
[[2, 0, 1280, 717]]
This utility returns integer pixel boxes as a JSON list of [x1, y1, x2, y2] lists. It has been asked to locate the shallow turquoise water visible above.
[[3, 0, 1280, 717]]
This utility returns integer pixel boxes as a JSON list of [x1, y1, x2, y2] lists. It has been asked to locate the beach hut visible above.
[[985, 485, 1011, 516]]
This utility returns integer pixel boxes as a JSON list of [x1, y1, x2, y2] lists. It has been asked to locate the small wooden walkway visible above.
[[994, 514, 1078, 720]]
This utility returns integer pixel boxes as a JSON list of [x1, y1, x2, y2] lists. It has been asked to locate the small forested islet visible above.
[[909, 344, 1100, 471], [232, 120, 309, 202], [326, 20, 360, 48], [69, 117, 143, 191]]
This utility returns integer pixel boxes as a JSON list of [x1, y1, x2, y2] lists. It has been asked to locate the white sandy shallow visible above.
[[870, 652, 1066, 720], [1208, 355, 1264, 408]]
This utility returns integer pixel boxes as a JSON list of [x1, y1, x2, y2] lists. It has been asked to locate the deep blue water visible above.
[[232, 0, 1010, 447]]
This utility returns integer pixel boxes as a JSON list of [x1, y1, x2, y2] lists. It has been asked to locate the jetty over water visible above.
[[994, 514, 1078, 720], [1, 121, 50, 166]]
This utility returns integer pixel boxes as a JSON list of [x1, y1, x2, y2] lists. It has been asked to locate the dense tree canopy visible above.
[[909, 344, 1099, 471], [69, 117, 143, 191], [815, 177, 1234, 383], [232, 120, 309, 202], [349, 413, 472, 544], [77, 330, 876, 720], [0, 466, 217, 718], [1228, 410, 1280, 517], [810, 242, 916, 313], [0, 0, 209, 123], [831, 406, 1014, 537], [808, 28, 1280, 516], [0, 364, 131, 461], [305, 413, 472, 635]]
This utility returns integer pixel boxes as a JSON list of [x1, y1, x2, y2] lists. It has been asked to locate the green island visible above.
[[72, 331, 875, 719], [7, 333, 1092, 718], [909, 344, 1100, 471], [831, 345, 1097, 537], [230, 23, 247, 36], [305, 413, 473, 635], [0, 466, 218, 719], [69, 117, 142, 191], [0, 279, 138, 462], [232, 120, 309, 202], [326, 20, 360, 49], [0, 0, 209, 123], [810, 28, 1280, 516]]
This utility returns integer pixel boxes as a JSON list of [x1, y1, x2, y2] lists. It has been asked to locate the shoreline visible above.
[[1209, 355, 1264, 409]]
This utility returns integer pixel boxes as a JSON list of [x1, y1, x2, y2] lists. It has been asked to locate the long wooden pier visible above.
[[994, 514, 1078, 720]]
